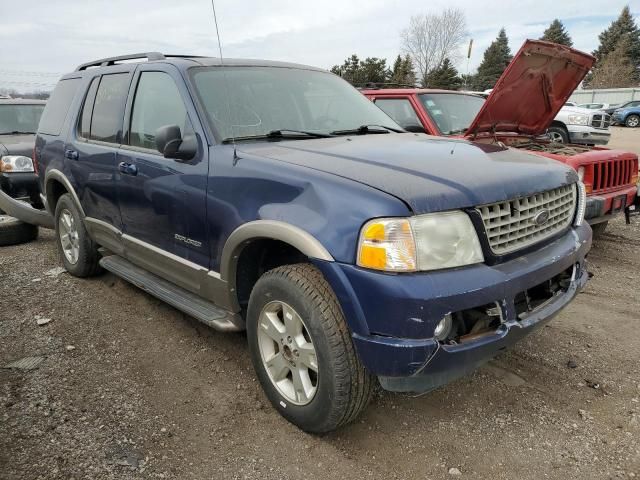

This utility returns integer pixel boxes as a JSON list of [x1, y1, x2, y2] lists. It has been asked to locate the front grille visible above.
[[593, 158, 636, 192], [477, 185, 576, 255], [591, 113, 611, 129]]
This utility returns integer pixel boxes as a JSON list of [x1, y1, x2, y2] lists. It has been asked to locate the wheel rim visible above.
[[628, 116, 639, 127], [549, 131, 565, 143], [58, 209, 79, 264], [257, 300, 318, 405]]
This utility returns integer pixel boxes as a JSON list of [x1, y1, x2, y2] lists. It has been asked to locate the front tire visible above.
[[547, 125, 569, 143], [625, 114, 640, 128], [591, 221, 608, 237], [54, 194, 102, 277], [247, 263, 373, 433]]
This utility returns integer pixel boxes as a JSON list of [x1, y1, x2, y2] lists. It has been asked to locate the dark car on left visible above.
[[0, 98, 46, 245]]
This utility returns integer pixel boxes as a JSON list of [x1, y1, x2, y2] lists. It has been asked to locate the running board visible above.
[[99, 255, 243, 332]]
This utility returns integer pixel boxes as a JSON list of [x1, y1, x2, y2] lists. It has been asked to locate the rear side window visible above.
[[90, 73, 130, 143], [129, 71, 191, 150], [38, 78, 80, 135], [78, 77, 100, 139]]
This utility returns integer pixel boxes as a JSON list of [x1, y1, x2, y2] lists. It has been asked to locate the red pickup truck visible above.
[[363, 40, 638, 235]]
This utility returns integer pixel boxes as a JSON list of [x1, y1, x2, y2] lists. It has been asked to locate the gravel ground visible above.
[[1, 132, 639, 479]]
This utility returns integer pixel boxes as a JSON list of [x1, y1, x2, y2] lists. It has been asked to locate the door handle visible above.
[[118, 162, 138, 176], [64, 149, 79, 160]]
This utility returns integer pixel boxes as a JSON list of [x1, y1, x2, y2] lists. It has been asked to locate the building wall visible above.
[[569, 88, 640, 105]]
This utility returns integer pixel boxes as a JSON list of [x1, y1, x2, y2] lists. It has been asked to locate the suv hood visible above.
[[239, 134, 577, 214], [466, 40, 594, 137], [0, 134, 36, 157]]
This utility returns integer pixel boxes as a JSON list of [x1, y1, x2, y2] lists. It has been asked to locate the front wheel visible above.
[[246, 264, 373, 433], [547, 125, 569, 143], [625, 114, 640, 128]]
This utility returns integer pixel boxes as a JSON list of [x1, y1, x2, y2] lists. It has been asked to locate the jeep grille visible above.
[[593, 158, 636, 192], [477, 185, 576, 255]]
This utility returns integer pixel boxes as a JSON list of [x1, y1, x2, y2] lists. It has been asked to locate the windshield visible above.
[[0, 104, 45, 134], [191, 66, 401, 141], [418, 93, 485, 135]]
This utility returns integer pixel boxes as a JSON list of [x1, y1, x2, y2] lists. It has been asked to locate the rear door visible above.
[[68, 68, 134, 235], [116, 64, 210, 291]]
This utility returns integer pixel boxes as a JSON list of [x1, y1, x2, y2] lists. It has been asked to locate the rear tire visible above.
[[591, 221, 608, 237], [54, 194, 102, 277], [0, 214, 38, 246], [625, 114, 640, 128], [246, 263, 374, 433], [547, 125, 569, 143]]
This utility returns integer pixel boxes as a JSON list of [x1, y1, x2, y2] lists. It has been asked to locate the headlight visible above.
[[567, 114, 589, 125], [0, 155, 35, 173], [574, 182, 586, 226], [357, 211, 484, 272]]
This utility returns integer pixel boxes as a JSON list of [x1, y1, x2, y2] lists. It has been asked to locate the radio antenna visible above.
[[210, 0, 238, 161]]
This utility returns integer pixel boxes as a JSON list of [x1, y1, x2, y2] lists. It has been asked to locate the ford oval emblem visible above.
[[532, 209, 550, 226]]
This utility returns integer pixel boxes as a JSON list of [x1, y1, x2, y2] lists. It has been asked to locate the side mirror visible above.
[[155, 125, 196, 161], [403, 124, 426, 134]]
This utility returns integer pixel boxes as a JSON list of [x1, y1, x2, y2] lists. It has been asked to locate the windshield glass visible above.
[[191, 66, 400, 140], [0, 104, 45, 134], [418, 93, 485, 135]]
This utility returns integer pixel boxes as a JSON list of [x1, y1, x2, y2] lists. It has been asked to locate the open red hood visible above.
[[466, 40, 595, 137]]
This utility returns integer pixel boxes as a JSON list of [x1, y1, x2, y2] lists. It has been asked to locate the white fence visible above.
[[569, 88, 640, 105]]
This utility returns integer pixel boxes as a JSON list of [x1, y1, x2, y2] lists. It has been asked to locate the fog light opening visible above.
[[434, 314, 453, 341]]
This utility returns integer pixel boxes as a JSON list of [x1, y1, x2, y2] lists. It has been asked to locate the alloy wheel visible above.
[[257, 300, 318, 405], [58, 209, 79, 264]]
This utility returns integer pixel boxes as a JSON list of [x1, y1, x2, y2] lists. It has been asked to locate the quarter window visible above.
[[90, 73, 130, 143], [38, 78, 80, 135], [129, 71, 191, 150]]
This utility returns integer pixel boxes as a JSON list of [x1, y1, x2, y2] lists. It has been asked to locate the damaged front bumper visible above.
[[0, 187, 54, 229], [314, 223, 591, 394]]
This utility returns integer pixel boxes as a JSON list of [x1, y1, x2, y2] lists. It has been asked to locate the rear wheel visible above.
[[547, 125, 569, 143], [54, 194, 102, 277], [0, 214, 38, 246], [247, 263, 373, 433], [625, 114, 640, 128], [591, 221, 608, 237]]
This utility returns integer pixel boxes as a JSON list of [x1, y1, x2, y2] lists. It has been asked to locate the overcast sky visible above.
[[1, 0, 638, 92]]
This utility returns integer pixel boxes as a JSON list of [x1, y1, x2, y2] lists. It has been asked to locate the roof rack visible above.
[[75, 52, 167, 71]]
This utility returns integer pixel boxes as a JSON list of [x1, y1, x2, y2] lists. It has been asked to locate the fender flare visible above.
[[44, 169, 85, 217], [219, 220, 334, 309]]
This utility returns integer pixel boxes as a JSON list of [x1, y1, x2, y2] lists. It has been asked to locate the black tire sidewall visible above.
[[0, 215, 38, 246], [246, 270, 343, 432], [54, 194, 100, 277]]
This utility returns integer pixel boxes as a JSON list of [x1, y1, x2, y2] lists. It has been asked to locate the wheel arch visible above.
[[44, 169, 85, 217]]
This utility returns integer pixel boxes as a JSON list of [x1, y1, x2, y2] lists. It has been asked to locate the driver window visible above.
[[129, 72, 193, 150], [374, 99, 421, 129]]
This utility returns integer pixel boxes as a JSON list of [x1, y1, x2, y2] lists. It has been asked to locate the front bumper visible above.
[[567, 125, 611, 145], [585, 185, 637, 224], [314, 223, 591, 393], [0, 172, 40, 204]]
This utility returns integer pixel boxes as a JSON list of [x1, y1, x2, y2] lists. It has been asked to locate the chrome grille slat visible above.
[[477, 185, 576, 255]]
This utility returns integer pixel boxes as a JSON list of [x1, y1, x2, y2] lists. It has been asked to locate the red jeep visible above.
[[363, 40, 638, 235]]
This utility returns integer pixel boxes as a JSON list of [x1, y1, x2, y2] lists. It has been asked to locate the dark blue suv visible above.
[[33, 53, 591, 432]]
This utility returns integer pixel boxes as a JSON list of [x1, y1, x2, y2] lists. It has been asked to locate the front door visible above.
[[116, 66, 210, 293]]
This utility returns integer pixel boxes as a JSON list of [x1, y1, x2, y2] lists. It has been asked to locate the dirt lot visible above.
[[2, 131, 640, 480]]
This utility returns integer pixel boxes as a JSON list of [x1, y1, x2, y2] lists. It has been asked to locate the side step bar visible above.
[[99, 255, 243, 332]]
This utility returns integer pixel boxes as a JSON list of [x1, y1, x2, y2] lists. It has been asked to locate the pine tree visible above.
[[423, 58, 462, 89], [389, 54, 416, 87], [590, 37, 638, 88], [330, 55, 390, 86], [592, 6, 640, 67], [540, 19, 573, 46], [473, 28, 513, 90]]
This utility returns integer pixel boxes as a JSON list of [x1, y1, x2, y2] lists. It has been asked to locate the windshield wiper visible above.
[[0, 130, 36, 135], [222, 129, 333, 143], [330, 124, 403, 136]]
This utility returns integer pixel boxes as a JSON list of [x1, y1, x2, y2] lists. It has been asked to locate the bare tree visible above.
[[401, 9, 468, 85]]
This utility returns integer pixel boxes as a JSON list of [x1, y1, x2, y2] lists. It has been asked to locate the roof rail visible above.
[[75, 52, 166, 71]]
